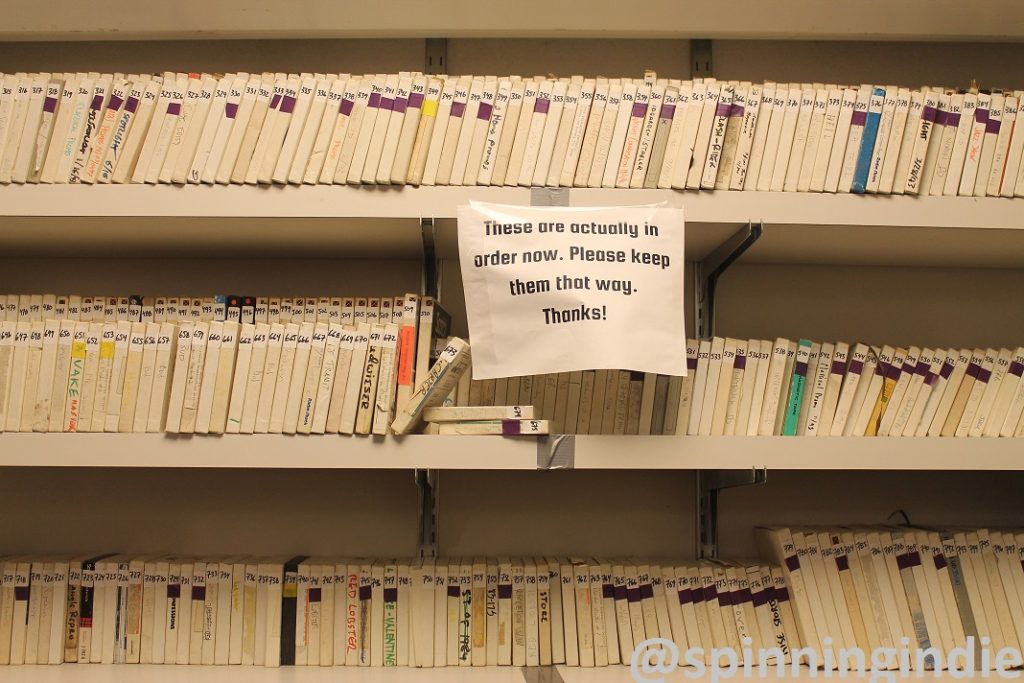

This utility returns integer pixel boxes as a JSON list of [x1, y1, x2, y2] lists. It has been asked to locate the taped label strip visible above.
[[521, 665, 567, 683], [537, 434, 575, 470], [530, 187, 570, 207]]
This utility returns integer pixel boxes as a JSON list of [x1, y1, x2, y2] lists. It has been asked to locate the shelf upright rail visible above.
[[416, 216, 441, 558], [694, 221, 765, 558]]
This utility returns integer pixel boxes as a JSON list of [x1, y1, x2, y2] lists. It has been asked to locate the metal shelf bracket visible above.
[[698, 467, 767, 559], [695, 221, 763, 339], [420, 217, 440, 299], [415, 469, 439, 559]]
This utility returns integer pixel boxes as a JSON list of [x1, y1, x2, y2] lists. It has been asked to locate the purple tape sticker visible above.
[[167, 584, 181, 599], [914, 361, 930, 376], [477, 102, 493, 120], [280, 95, 297, 114], [124, 96, 139, 114], [986, 119, 1002, 134], [924, 373, 936, 386], [752, 590, 768, 607], [498, 585, 512, 599], [408, 92, 424, 108], [270, 94, 282, 109], [107, 94, 124, 110], [940, 362, 955, 379], [340, 98, 354, 116], [831, 359, 847, 375], [776, 587, 790, 601], [359, 586, 372, 600], [795, 361, 809, 377], [380, 97, 395, 112], [534, 98, 550, 114], [976, 108, 989, 124], [677, 588, 693, 604], [687, 357, 698, 370], [501, 420, 521, 436], [966, 362, 982, 379], [627, 587, 641, 603], [614, 585, 627, 600], [1009, 361, 1024, 377], [225, 102, 239, 119], [896, 554, 913, 570], [835, 556, 850, 571], [901, 362, 915, 375], [43, 96, 59, 113], [909, 551, 922, 567], [165, 102, 181, 116], [933, 554, 947, 570], [717, 590, 732, 606], [660, 104, 676, 119], [90, 95, 104, 110], [191, 586, 206, 601], [715, 102, 731, 117], [640, 584, 654, 600], [632, 101, 648, 117], [602, 584, 614, 599], [946, 112, 962, 128], [851, 110, 867, 126], [367, 92, 381, 109], [446, 585, 460, 598], [309, 588, 322, 602], [450, 101, 466, 118], [393, 97, 408, 114], [384, 588, 398, 602], [922, 105, 938, 123], [14, 586, 30, 601], [978, 368, 992, 383], [730, 104, 746, 117], [734, 355, 747, 370], [785, 555, 800, 572], [849, 359, 865, 375]]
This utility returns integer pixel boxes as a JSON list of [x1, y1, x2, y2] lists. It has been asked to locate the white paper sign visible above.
[[457, 201, 686, 380]]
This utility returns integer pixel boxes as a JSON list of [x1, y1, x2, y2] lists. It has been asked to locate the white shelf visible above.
[[0, 434, 540, 470], [0, 663, 956, 682], [1, 186, 1022, 266], [0, 184, 690, 219], [0, 433, 1020, 471], [1, 0, 1019, 41], [0, 666, 533, 682], [3, 185, 1017, 228]]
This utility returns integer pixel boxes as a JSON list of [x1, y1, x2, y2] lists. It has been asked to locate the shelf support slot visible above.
[[425, 39, 448, 75], [690, 39, 713, 78], [695, 221, 762, 339], [415, 469, 439, 559], [697, 467, 767, 559], [421, 217, 440, 299]]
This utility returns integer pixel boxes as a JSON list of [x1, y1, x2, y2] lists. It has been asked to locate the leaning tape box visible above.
[[457, 201, 687, 380]]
